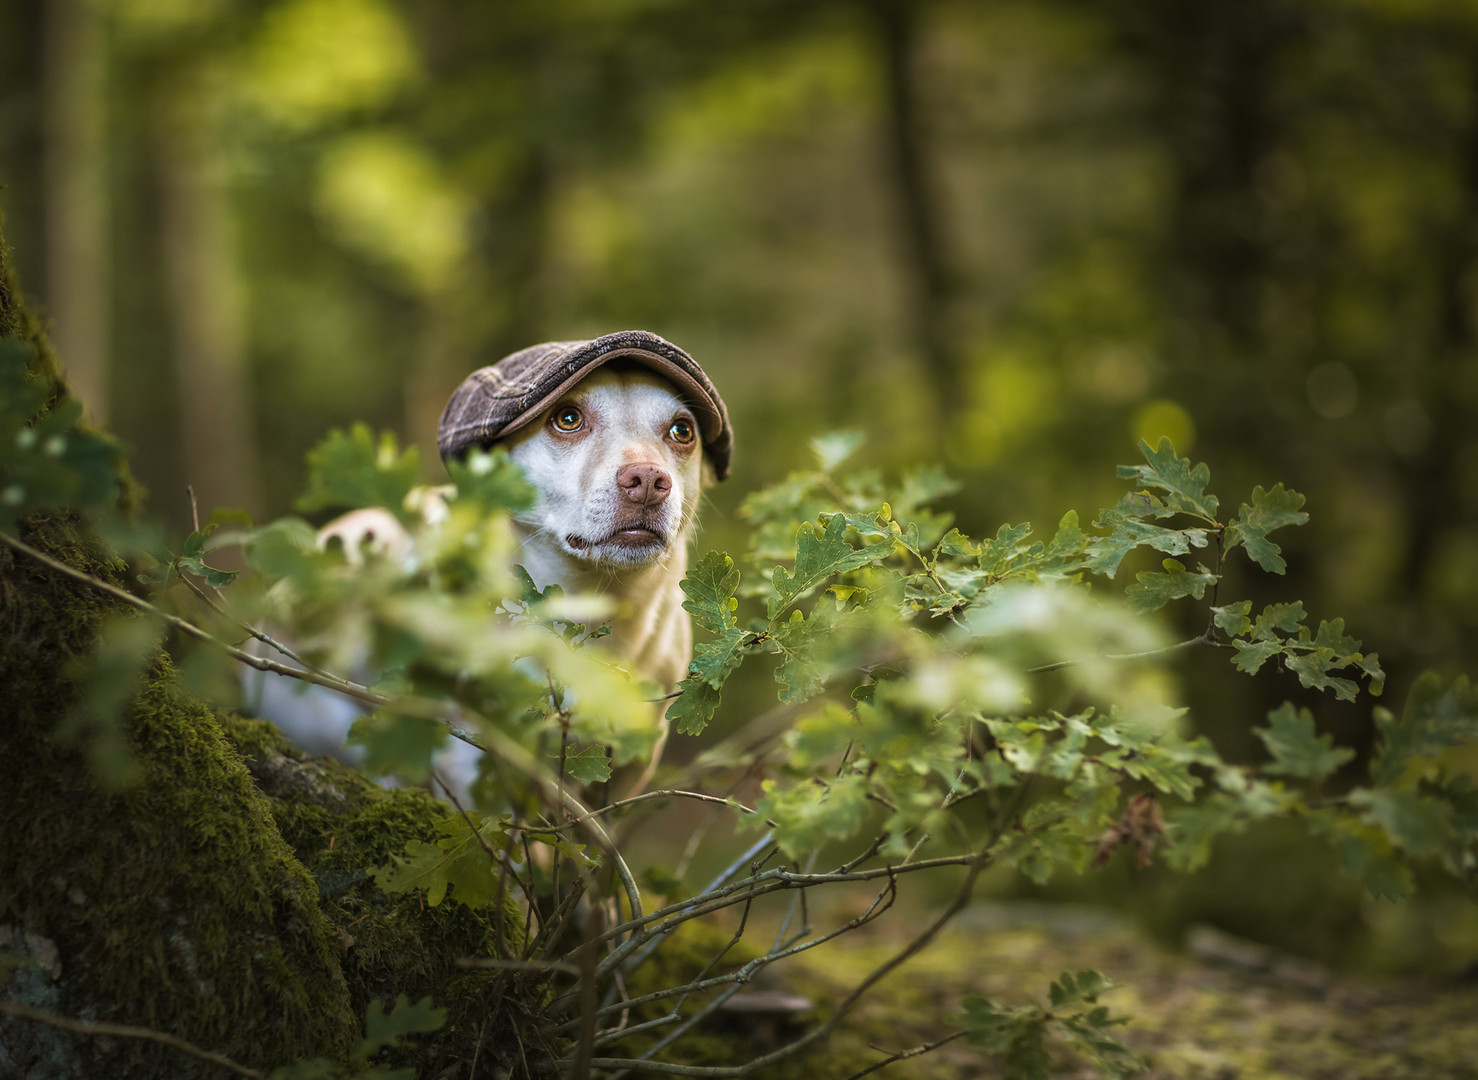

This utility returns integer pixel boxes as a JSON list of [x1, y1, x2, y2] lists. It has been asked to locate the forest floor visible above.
[[744, 899, 1478, 1080]]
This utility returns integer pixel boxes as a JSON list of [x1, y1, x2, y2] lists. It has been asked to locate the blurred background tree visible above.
[[4, 0, 1477, 971]]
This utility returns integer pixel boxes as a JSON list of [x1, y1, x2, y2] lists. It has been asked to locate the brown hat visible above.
[[438, 330, 733, 481]]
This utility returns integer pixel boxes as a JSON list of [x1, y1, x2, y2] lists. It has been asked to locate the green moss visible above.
[[0, 532, 360, 1073], [0, 216, 516, 1077], [221, 712, 536, 1075]]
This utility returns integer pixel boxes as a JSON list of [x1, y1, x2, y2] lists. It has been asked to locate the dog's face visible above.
[[502, 367, 705, 568]]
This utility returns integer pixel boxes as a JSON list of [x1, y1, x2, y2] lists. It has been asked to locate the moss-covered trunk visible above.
[[0, 220, 520, 1078]]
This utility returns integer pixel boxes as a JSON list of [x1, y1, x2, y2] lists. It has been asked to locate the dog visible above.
[[263, 331, 733, 799]]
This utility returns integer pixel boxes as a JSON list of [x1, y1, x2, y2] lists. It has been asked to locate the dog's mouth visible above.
[[566, 524, 667, 553]]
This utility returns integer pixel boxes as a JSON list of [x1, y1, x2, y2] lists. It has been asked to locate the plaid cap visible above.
[[437, 330, 733, 481]]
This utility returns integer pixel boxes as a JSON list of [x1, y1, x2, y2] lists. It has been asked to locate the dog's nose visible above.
[[617, 463, 672, 506]]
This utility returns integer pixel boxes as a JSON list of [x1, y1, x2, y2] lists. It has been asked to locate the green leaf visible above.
[[1284, 653, 1359, 702], [1226, 483, 1308, 573], [937, 527, 980, 558], [1232, 639, 1282, 676], [681, 550, 742, 634], [978, 522, 1035, 579], [447, 446, 536, 512], [810, 430, 864, 471], [678, 552, 750, 696], [1115, 438, 1220, 521], [1124, 558, 1217, 613], [749, 773, 872, 859], [561, 743, 612, 785], [1049, 969, 1115, 1008], [297, 424, 420, 517], [894, 463, 960, 517], [0, 337, 125, 530], [358, 994, 447, 1058], [1088, 508, 1209, 578], [176, 555, 238, 588], [689, 629, 750, 690], [772, 609, 826, 704], [347, 711, 448, 784], [666, 674, 723, 736], [1000, 819, 1088, 884], [1253, 601, 1308, 639], [1255, 703, 1354, 780], [767, 515, 892, 619], [1212, 601, 1252, 638], [1350, 788, 1454, 858], [957, 995, 1020, 1053], [1002, 1019, 1051, 1080], [372, 812, 511, 908], [1372, 673, 1478, 785], [1163, 796, 1244, 872], [1311, 812, 1415, 901]]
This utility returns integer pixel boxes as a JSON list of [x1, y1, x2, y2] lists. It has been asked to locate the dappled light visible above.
[[4, 2, 1478, 1078]]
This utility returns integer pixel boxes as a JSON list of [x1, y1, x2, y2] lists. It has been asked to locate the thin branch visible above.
[[454, 957, 581, 976], [573, 876, 896, 1037], [0, 999, 264, 1079], [1, 530, 382, 706], [175, 569, 319, 670], [844, 1030, 968, 1079], [577, 840, 992, 1077], [4, 527, 650, 941], [516, 789, 756, 834], [1026, 630, 1220, 675], [565, 854, 975, 1000]]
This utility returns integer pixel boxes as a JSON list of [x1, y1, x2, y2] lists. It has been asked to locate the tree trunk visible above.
[[42, 0, 111, 426], [0, 217, 522, 1078], [157, 63, 264, 519]]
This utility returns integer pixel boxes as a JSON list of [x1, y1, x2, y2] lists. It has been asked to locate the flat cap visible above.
[[438, 330, 733, 481]]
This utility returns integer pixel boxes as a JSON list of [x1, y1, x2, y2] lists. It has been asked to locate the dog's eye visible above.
[[551, 406, 584, 433], [668, 418, 696, 445]]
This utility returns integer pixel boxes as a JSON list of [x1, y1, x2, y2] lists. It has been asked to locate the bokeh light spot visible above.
[[1131, 399, 1195, 453], [1306, 361, 1359, 419]]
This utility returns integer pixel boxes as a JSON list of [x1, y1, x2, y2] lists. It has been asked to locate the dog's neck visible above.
[[514, 525, 693, 691]]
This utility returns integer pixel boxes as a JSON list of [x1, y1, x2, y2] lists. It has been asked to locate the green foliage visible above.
[[297, 424, 422, 520], [444, 447, 537, 514], [1224, 605, 1383, 702], [959, 970, 1141, 1080], [0, 337, 123, 531], [138, 523, 240, 588], [1371, 673, 1478, 786], [1226, 484, 1309, 574], [1255, 703, 1353, 780], [373, 811, 514, 908], [24, 384, 1478, 1080], [1114, 438, 1219, 522], [268, 995, 448, 1080], [561, 742, 612, 785], [347, 710, 447, 784], [1123, 557, 1218, 613]]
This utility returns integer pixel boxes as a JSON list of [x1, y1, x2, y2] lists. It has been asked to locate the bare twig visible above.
[[844, 1030, 968, 1079], [0, 999, 264, 1079], [1026, 630, 1220, 675], [454, 957, 581, 975], [516, 789, 756, 835], [1, 530, 382, 706], [572, 840, 992, 1077]]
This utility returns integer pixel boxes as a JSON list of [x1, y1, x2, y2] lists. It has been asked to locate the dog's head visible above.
[[501, 367, 706, 568]]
